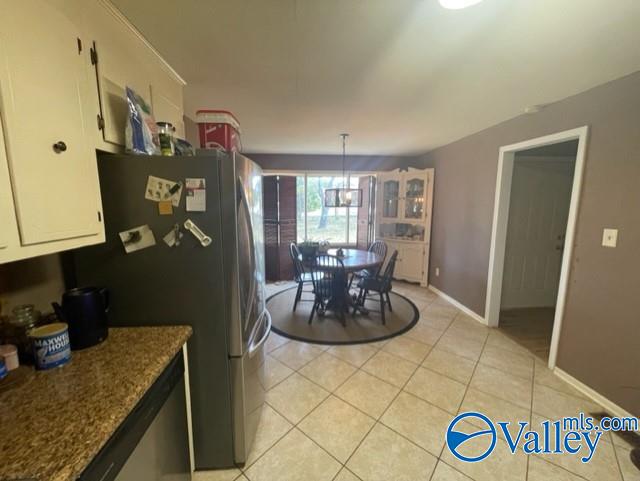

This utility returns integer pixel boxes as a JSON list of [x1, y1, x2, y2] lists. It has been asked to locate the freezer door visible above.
[[230, 310, 271, 463], [227, 154, 266, 357]]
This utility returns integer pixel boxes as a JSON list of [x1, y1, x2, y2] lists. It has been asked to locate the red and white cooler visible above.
[[196, 110, 242, 152]]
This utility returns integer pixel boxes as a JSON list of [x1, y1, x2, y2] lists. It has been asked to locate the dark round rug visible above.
[[266, 286, 419, 345]]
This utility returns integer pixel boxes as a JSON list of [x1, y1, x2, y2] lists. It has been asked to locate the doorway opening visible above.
[[484, 127, 588, 368]]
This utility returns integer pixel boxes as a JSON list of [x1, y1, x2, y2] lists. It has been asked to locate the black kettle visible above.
[[52, 287, 109, 350]]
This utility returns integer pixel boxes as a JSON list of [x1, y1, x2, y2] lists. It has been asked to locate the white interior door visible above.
[[0, 0, 100, 245], [501, 158, 575, 309]]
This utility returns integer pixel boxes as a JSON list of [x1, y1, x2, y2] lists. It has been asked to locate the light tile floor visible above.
[[195, 282, 634, 481]]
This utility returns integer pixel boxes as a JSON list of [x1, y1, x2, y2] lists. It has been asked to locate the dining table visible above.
[[312, 248, 384, 318]]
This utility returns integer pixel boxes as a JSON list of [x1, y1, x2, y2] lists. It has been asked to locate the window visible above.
[[296, 174, 361, 245]]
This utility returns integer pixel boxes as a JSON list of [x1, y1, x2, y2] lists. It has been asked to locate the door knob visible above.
[[53, 141, 67, 153]]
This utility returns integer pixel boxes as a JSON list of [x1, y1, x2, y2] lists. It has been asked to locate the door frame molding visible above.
[[484, 126, 589, 369]]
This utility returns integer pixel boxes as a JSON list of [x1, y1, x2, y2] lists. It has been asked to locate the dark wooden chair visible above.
[[309, 255, 347, 325], [353, 250, 398, 325], [290, 243, 313, 311], [348, 240, 388, 290]]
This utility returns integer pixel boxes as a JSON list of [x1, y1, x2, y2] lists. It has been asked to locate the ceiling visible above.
[[113, 0, 640, 155]]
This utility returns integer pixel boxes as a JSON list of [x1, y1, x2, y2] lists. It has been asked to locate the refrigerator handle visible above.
[[237, 177, 258, 328], [249, 310, 271, 358]]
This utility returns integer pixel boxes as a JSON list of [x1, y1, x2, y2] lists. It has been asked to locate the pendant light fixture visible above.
[[323, 133, 363, 208]]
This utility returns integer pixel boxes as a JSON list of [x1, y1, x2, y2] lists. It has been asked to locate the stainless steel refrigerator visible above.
[[65, 151, 270, 469]]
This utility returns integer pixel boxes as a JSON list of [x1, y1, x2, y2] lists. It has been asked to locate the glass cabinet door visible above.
[[382, 179, 400, 218], [404, 177, 425, 220]]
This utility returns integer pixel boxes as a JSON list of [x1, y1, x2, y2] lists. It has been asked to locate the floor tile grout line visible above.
[[247, 400, 342, 469], [339, 342, 437, 477], [525, 354, 536, 481], [434, 328, 489, 466], [237, 411, 295, 475], [257, 287, 474, 480], [430, 459, 477, 481], [262, 282, 622, 481], [531, 455, 597, 481], [260, 362, 379, 471], [330, 465, 364, 481], [263, 297, 485, 474], [418, 363, 476, 388], [607, 431, 627, 481], [323, 346, 378, 369]]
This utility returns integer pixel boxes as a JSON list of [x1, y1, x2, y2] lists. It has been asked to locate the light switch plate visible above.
[[602, 228, 618, 248]]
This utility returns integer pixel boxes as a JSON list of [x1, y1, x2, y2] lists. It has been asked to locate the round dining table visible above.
[[311, 248, 384, 318], [320, 248, 383, 272]]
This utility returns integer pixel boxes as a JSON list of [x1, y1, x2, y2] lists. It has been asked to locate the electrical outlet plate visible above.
[[602, 228, 618, 248]]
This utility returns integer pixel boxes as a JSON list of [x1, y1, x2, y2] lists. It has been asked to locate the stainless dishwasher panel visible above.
[[115, 377, 190, 481], [80, 353, 190, 481]]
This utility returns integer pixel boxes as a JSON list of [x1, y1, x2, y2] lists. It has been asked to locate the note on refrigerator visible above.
[[186, 178, 206, 212], [145, 175, 182, 207]]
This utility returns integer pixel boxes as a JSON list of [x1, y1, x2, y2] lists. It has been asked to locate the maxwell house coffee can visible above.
[[29, 323, 71, 370]]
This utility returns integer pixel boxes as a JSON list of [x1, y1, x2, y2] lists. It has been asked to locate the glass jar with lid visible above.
[[7, 304, 41, 363], [156, 122, 175, 156]]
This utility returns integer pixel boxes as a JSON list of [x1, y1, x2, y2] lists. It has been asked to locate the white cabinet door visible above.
[[0, 0, 101, 245], [89, 2, 153, 146], [397, 244, 425, 282], [378, 174, 401, 221], [0, 124, 13, 250], [402, 174, 427, 222]]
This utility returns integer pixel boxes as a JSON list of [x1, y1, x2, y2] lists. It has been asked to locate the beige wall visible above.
[[420, 71, 640, 415]]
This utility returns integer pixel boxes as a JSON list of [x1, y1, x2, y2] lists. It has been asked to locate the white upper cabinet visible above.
[[0, 0, 184, 263], [0, 0, 101, 245], [87, 1, 185, 148], [377, 170, 429, 223], [375, 168, 434, 286]]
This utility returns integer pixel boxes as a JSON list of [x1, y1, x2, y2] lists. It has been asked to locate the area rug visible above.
[[266, 286, 419, 345]]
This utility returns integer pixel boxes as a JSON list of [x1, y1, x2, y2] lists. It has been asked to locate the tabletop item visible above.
[[297, 241, 319, 261], [0, 344, 19, 371], [196, 109, 242, 152], [52, 287, 109, 350], [125, 86, 160, 155], [156, 121, 175, 156], [318, 240, 331, 253], [7, 304, 40, 362], [29, 322, 71, 370], [0, 359, 7, 380]]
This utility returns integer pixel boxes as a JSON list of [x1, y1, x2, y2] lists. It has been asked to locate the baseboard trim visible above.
[[554, 368, 636, 420], [428, 285, 487, 325]]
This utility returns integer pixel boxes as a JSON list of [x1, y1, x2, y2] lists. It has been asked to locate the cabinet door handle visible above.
[[53, 141, 67, 153]]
